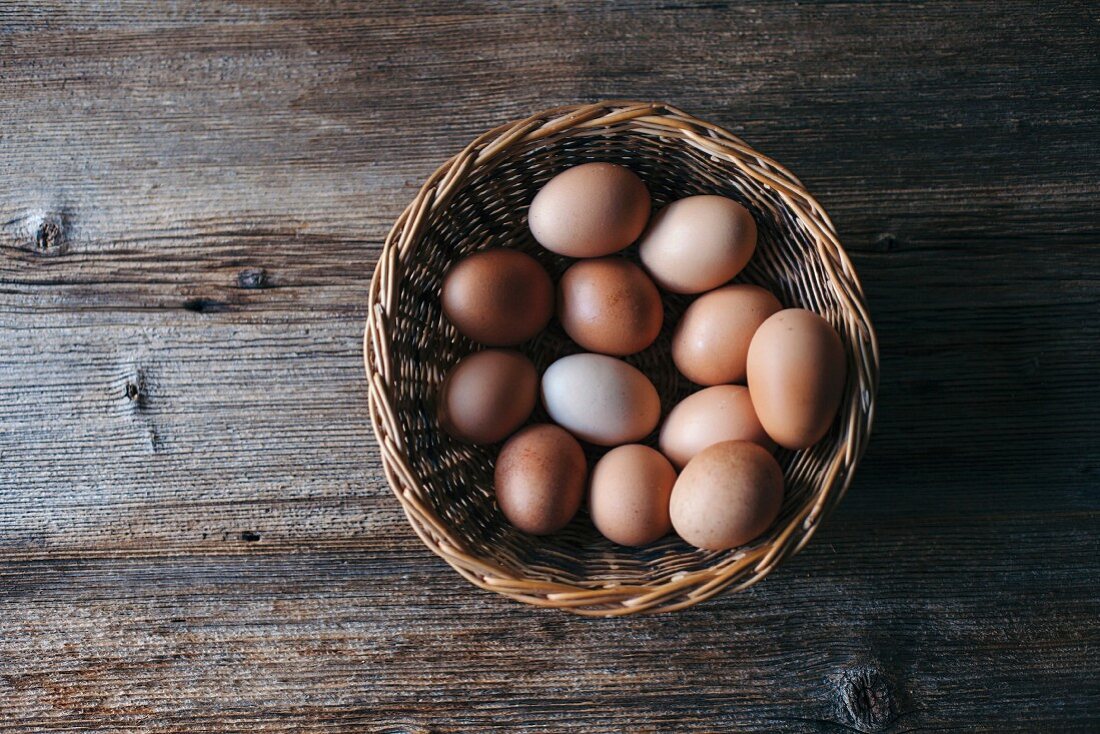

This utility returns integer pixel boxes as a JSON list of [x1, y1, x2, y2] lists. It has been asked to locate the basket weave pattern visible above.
[[365, 101, 879, 616]]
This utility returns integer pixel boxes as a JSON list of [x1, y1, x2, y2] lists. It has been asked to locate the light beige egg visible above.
[[528, 163, 651, 258], [589, 445, 676, 546], [672, 284, 782, 385], [540, 353, 660, 446], [638, 195, 757, 294], [659, 385, 773, 469], [746, 308, 847, 450]]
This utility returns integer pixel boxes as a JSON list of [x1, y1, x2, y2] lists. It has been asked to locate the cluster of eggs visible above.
[[437, 163, 846, 551]]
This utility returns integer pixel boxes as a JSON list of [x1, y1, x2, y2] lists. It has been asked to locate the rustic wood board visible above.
[[1, 1, 1097, 731]]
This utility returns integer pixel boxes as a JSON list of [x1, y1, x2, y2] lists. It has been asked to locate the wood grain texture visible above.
[[1, 1, 1097, 731]]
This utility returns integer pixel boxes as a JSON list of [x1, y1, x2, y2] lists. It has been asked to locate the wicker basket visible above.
[[364, 101, 878, 616]]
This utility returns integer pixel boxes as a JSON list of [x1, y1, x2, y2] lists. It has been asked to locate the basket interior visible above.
[[388, 126, 850, 588]]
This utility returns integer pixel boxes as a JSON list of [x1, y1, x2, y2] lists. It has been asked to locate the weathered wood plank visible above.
[[1, 0, 1098, 731], [1, 511, 1096, 733]]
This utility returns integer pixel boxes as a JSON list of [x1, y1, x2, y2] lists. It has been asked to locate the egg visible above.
[[528, 163, 651, 258], [541, 353, 660, 446], [437, 350, 538, 444], [441, 248, 554, 346], [746, 309, 847, 450], [638, 195, 758, 294], [672, 284, 782, 385], [589, 445, 676, 546], [659, 385, 773, 469], [669, 440, 784, 551], [557, 257, 663, 356], [495, 424, 586, 535]]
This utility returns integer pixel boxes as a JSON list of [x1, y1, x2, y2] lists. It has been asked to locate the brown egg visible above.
[[437, 350, 537, 444], [528, 163, 651, 258], [541, 353, 661, 446], [441, 249, 553, 346], [672, 284, 782, 385], [746, 309, 847, 450], [495, 424, 586, 535], [589, 445, 676, 546], [558, 257, 663, 356], [638, 195, 758, 294], [659, 385, 774, 470], [669, 440, 784, 551]]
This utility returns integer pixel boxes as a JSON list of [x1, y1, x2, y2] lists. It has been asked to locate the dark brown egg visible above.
[[441, 249, 553, 346], [746, 309, 847, 450], [557, 257, 663, 356], [669, 440, 784, 551], [495, 424, 587, 535], [528, 163, 651, 258], [437, 350, 537, 444]]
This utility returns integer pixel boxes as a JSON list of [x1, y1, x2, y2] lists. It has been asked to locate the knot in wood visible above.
[[15, 209, 68, 255], [832, 664, 900, 732], [237, 268, 267, 289], [36, 220, 62, 250]]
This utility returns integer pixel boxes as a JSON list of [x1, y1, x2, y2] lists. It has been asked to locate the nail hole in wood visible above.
[[874, 233, 899, 253], [182, 298, 229, 314], [240, 531, 261, 542]]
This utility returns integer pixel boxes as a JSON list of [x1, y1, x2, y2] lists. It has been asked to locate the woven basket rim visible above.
[[364, 100, 880, 616]]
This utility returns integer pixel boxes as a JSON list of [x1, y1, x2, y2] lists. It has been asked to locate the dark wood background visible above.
[[1, 2, 1097, 731]]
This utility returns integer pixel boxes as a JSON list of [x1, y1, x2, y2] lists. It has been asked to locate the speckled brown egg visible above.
[[441, 248, 553, 346], [659, 385, 774, 470], [638, 195, 758, 294], [557, 257, 663, 356], [669, 440, 784, 551], [528, 163, 651, 258], [495, 424, 587, 535], [589, 444, 676, 547], [437, 350, 537, 444], [746, 309, 847, 450], [672, 284, 782, 385], [541, 353, 661, 446]]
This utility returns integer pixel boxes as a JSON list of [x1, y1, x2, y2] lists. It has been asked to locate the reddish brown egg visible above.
[[557, 257, 663, 356], [672, 284, 782, 385], [441, 249, 553, 346], [638, 195, 758, 294], [589, 444, 677, 546], [658, 385, 774, 470], [669, 440, 784, 551], [746, 309, 847, 450], [495, 424, 587, 535], [437, 350, 537, 444], [528, 163, 651, 258]]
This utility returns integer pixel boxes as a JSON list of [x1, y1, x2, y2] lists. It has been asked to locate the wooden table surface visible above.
[[2, 2, 1097, 731]]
